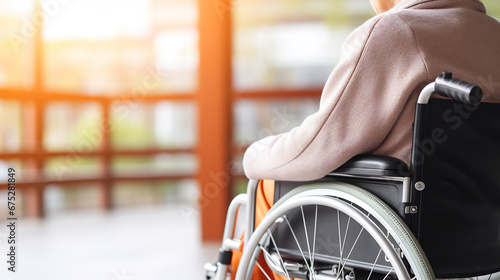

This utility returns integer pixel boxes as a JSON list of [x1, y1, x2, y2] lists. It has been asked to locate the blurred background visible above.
[[0, 0, 499, 279]]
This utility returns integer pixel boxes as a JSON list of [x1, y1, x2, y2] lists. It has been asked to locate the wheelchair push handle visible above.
[[434, 72, 483, 105]]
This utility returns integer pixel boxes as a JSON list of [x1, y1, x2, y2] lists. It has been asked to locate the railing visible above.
[[0, 0, 322, 241]]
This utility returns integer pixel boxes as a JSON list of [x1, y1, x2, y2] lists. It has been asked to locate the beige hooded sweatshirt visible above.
[[243, 0, 500, 181]]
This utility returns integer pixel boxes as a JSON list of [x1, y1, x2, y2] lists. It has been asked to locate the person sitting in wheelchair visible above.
[[208, 0, 500, 279]]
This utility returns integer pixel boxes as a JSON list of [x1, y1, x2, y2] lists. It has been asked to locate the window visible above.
[[0, 0, 198, 218]]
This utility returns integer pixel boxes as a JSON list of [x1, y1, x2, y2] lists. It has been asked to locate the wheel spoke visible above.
[[367, 248, 383, 280], [337, 209, 343, 269], [342, 216, 351, 257], [259, 244, 279, 268], [382, 267, 395, 280], [300, 206, 316, 280], [301, 206, 312, 261], [335, 226, 365, 280], [367, 230, 389, 280], [267, 229, 292, 280], [337, 207, 352, 274], [284, 215, 314, 277], [311, 205, 318, 275]]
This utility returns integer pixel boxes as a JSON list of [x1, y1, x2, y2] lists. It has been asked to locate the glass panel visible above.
[[233, 0, 374, 91], [233, 99, 319, 147], [44, 102, 102, 151], [112, 154, 197, 177], [0, 100, 23, 152], [0, 0, 34, 89], [112, 179, 198, 207], [155, 29, 198, 93], [44, 157, 102, 180], [43, 0, 197, 95], [44, 184, 101, 214], [155, 101, 197, 148], [111, 101, 196, 149]]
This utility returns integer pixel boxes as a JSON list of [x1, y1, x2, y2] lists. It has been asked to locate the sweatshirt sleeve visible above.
[[242, 14, 429, 181]]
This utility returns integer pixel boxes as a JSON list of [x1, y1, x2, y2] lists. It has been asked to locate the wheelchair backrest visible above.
[[410, 98, 500, 278]]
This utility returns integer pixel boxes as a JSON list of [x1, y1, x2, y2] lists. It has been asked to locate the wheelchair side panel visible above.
[[272, 177, 409, 274]]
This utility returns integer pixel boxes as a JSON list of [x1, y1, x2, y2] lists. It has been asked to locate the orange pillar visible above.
[[197, 0, 233, 241], [24, 101, 44, 218], [24, 0, 45, 218], [99, 100, 112, 210]]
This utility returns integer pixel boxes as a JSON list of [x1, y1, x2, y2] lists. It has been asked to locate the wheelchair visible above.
[[205, 72, 500, 280]]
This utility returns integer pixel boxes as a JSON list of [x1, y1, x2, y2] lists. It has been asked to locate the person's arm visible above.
[[243, 14, 429, 181]]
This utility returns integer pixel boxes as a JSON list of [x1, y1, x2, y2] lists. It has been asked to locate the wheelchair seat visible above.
[[332, 155, 409, 177]]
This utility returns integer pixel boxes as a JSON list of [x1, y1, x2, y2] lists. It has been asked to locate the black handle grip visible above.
[[435, 72, 482, 105]]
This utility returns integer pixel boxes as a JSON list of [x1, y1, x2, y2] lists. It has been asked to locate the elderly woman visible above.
[[233, 0, 500, 279]]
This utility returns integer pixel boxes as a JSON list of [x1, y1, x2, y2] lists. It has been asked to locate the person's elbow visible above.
[[242, 144, 261, 179], [243, 148, 333, 181]]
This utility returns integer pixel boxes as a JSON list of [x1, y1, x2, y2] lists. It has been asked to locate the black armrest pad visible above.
[[330, 155, 409, 177]]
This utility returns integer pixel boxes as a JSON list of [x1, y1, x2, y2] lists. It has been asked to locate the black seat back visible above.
[[410, 98, 500, 278]]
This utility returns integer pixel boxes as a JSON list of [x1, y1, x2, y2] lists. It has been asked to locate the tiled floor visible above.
[[0, 204, 219, 280]]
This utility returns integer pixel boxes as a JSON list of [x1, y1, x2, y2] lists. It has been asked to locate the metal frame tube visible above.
[[222, 193, 247, 241], [244, 179, 260, 244], [417, 82, 436, 104]]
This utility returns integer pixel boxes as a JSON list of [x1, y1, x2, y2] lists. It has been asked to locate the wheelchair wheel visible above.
[[235, 182, 434, 280]]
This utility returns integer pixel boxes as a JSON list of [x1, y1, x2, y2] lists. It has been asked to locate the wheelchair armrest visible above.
[[330, 155, 410, 177]]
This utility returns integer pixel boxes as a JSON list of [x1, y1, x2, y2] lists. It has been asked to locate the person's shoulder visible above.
[[342, 11, 413, 55], [344, 15, 382, 45], [373, 10, 418, 37]]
